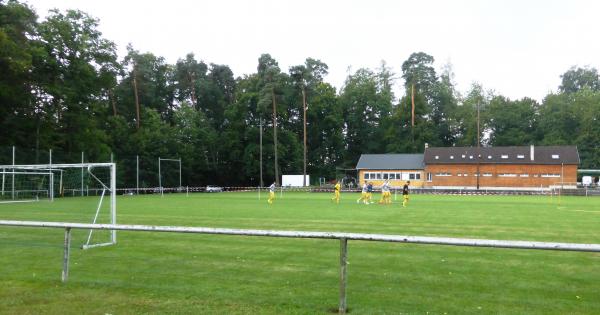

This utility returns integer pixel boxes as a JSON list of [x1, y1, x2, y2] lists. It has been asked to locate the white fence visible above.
[[1, 220, 600, 314]]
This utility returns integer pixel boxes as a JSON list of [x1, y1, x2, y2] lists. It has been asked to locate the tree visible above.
[[485, 96, 539, 146], [257, 54, 284, 186], [559, 66, 600, 94], [290, 58, 329, 185]]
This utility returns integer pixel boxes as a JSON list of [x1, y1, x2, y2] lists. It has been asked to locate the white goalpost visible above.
[[158, 157, 182, 197], [0, 170, 54, 203], [0, 163, 117, 249]]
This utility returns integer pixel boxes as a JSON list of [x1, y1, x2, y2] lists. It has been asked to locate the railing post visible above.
[[62, 227, 72, 283], [339, 237, 348, 314]]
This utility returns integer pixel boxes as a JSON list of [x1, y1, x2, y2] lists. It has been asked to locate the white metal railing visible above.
[[1, 220, 600, 314]]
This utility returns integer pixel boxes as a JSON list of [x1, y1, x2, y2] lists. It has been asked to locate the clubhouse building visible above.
[[356, 145, 579, 189]]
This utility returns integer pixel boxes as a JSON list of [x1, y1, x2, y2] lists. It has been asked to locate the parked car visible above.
[[205, 185, 223, 193]]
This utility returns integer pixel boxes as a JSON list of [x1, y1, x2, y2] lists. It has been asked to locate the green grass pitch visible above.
[[1, 192, 599, 314]]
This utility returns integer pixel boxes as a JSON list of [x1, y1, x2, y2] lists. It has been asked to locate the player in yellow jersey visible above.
[[331, 181, 341, 204], [379, 180, 391, 204], [268, 182, 276, 204], [357, 182, 368, 204]]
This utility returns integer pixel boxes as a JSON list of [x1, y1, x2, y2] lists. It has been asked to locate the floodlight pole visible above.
[[179, 158, 182, 189], [12, 146, 15, 200], [81, 152, 84, 196], [136, 155, 139, 195], [158, 157, 162, 197], [260, 118, 263, 188]]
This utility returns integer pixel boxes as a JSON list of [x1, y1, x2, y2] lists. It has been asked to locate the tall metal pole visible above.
[[11, 146, 15, 200], [259, 119, 263, 188], [136, 155, 139, 195], [476, 102, 480, 190], [158, 157, 162, 197], [302, 87, 307, 187], [110, 163, 117, 243], [49, 149, 53, 202], [81, 152, 84, 196], [179, 158, 182, 188]]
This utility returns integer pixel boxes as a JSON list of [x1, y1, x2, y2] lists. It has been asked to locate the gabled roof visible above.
[[356, 154, 425, 170], [424, 146, 579, 165]]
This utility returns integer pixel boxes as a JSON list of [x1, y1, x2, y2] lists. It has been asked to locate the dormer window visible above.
[[461, 154, 466, 158], [469, 155, 473, 159], [517, 154, 525, 159], [501, 155, 509, 159], [435, 155, 439, 160], [552, 154, 560, 159], [450, 155, 454, 159], [487, 155, 492, 159]]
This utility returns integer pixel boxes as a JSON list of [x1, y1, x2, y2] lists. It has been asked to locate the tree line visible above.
[[2, 0, 600, 187]]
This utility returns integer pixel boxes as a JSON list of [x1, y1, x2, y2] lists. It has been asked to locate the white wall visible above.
[[282, 175, 310, 187]]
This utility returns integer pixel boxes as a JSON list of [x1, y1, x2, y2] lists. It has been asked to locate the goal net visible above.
[[0, 163, 116, 249], [0, 170, 54, 203]]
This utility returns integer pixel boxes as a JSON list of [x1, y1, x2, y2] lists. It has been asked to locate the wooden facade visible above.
[[424, 164, 577, 188], [423, 146, 579, 188]]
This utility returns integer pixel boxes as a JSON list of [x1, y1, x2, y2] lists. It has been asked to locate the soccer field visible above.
[[1, 192, 599, 314]]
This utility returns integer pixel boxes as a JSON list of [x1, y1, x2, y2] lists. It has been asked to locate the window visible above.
[[427, 173, 432, 182], [487, 155, 492, 159], [396, 173, 402, 179], [463, 173, 468, 177], [409, 173, 416, 180], [541, 174, 560, 178], [376, 173, 382, 179], [461, 154, 466, 158], [450, 155, 454, 159], [469, 155, 473, 159], [457, 173, 462, 176], [388, 173, 395, 180], [498, 174, 517, 177], [383, 173, 388, 180], [483, 173, 493, 177], [364, 173, 369, 180], [517, 154, 525, 159], [435, 172, 452, 177], [520, 174, 529, 177], [435, 155, 439, 160], [552, 154, 560, 159], [501, 154, 509, 159], [415, 173, 421, 180]]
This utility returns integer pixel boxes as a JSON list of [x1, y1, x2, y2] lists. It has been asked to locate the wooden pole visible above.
[[133, 63, 141, 129]]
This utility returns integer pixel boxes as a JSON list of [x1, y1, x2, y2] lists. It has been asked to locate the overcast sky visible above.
[[26, 0, 600, 102]]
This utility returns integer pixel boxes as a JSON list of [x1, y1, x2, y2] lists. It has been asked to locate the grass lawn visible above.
[[1, 191, 599, 314]]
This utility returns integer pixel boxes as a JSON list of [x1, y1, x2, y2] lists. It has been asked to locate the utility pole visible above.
[[133, 62, 141, 129], [302, 86, 307, 187], [272, 86, 279, 186], [259, 118, 263, 188]]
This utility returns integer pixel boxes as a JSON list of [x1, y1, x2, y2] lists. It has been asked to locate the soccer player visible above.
[[367, 182, 374, 204], [331, 181, 341, 204], [402, 180, 410, 207], [379, 179, 391, 204], [268, 182, 276, 204], [357, 182, 368, 204]]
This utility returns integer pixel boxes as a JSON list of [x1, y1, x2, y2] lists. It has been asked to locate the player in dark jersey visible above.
[[402, 181, 410, 207]]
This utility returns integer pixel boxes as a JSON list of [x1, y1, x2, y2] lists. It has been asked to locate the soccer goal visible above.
[[0, 163, 116, 249], [0, 170, 54, 203]]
